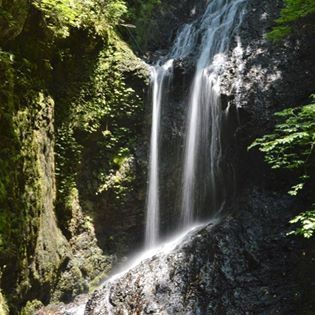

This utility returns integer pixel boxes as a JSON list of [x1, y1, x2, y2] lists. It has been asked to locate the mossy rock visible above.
[[0, 291, 9, 315], [0, 3, 149, 312], [20, 300, 43, 315], [0, 0, 30, 43]]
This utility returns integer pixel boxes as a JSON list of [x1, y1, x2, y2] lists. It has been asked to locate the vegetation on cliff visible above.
[[251, 0, 315, 238], [268, 0, 315, 40], [0, 0, 148, 313], [250, 95, 315, 238], [33, 0, 127, 38], [0, 0, 314, 313]]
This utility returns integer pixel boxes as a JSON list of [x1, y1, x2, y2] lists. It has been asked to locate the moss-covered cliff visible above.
[[52, 32, 148, 260], [2, 0, 313, 313], [0, 1, 149, 313]]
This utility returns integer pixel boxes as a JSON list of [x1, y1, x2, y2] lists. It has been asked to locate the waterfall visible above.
[[145, 60, 173, 248], [181, 0, 246, 226], [169, 24, 197, 59], [145, 22, 197, 248], [146, 0, 246, 244], [81, 1, 249, 313], [51, 2, 249, 310]]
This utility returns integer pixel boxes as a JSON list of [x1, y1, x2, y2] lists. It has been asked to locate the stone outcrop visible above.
[[1, 0, 314, 313], [84, 0, 315, 313], [0, 0, 30, 43], [0, 2, 149, 313], [85, 190, 314, 314]]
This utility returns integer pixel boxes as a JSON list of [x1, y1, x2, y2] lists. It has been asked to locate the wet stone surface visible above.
[[85, 190, 315, 314]]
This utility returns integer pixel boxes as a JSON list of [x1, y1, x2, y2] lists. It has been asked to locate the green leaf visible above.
[[249, 95, 315, 238]]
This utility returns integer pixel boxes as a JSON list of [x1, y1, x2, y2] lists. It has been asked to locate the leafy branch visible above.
[[267, 0, 315, 41], [33, 0, 127, 38], [249, 95, 315, 238]]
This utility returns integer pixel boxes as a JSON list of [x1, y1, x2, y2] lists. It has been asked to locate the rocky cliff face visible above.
[[129, 0, 315, 233], [84, 0, 315, 313], [86, 190, 314, 314], [1, 0, 314, 313], [0, 2, 149, 313]]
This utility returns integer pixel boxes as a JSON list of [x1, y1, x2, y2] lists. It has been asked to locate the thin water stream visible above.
[[146, 0, 247, 242], [70, 0, 247, 312], [145, 60, 173, 248], [181, 0, 246, 226]]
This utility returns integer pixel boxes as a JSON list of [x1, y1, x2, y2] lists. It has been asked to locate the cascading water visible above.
[[145, 60, 173, 248], [181, 0, 246, 226], [145, 23, 197, 247], [73, 1, 248, 313], [169, 23, 197, 59], [146, 0, 246, 244]]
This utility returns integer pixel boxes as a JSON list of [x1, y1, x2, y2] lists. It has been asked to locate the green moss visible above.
[[51, 264, 86, 303], [0, 291, 9, 315], [0, 47, 69, 312], [126, 0, 161, 49], [20, 300, 43, 315], [33, 0, 127, 38], [0, 0, 30, 42], [88, 270, 110, 293], [0, 1, 149, 311], [55, 32, 148, 214]]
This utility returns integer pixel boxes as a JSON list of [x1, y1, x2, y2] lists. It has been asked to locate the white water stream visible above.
[[145, 22, 198, 247], [146, 0, 246, 240], [144, 20, 199, 247], [69, 223, 207, 315], [181, 0, 246, 226], [145, 60, 173, 248], [70, 0, 247, 313]]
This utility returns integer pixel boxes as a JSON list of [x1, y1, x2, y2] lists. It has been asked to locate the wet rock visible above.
[[36, 294, 88, 315], [143, 0, 315, 236], [140, 0, 209, 53], [85, 190, 315, 314]]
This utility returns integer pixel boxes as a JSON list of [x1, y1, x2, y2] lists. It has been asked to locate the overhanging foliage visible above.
[[268, 0, 315, 41], [249, 95, 315, 238]]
